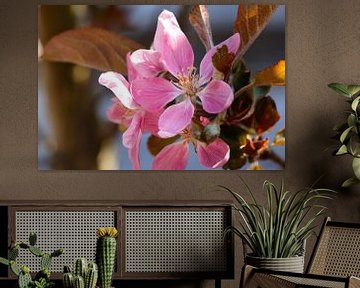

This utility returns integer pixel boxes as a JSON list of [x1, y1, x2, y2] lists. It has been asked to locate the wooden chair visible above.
[[241, 217, 360, 288]]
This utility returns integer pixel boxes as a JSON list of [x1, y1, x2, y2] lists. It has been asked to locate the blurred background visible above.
[[38, 5, 285, 170]]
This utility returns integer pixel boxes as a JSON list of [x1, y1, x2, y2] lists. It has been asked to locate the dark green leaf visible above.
[[328, 83, 352, 97]]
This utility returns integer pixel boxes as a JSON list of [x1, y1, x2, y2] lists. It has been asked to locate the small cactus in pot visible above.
[[96, 227, 118, 288]]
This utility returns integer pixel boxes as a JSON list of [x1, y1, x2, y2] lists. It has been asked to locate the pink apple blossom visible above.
[[132, 10, 240, 138], [99, 55, 159, 170], [152, 128, 230, 170]]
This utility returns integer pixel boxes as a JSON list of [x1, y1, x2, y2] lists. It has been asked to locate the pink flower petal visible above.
[[153, 10, 194, 76], [199, 33, 241, 83], [152, 141, 189, 170], [99, 71, 138, 109], [197, 138, 230, 168], [122, 112, 143, 149], [142, 111, 161, 135], [158, 98, 194, 138], [128, 135, 141, 170], [129, 49, 164, 78], [126, 53, 138, 82], [123, 112, 143, 169], [132, 77, 181, 112], [198, 80, 234, 114], [106, 98, 132, 126]]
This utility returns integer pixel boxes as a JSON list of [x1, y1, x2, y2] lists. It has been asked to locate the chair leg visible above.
[[240, 265, 296, 288], [240, 265, 255, 288], [215, 278, 221, 288]]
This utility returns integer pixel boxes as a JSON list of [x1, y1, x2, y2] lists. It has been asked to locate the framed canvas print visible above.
[[38, 4, 285, 170]]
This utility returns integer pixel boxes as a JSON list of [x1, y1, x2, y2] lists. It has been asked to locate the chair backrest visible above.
[[307, 217, 360, 277]]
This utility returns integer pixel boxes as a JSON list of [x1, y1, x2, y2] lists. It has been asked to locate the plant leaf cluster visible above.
[[223, 179, 335, 258], [329, 83, 360, 187]]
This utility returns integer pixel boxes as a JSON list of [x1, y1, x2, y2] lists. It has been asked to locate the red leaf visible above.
[[42, 27, 144, 73], [234, 5, 278, 57], [242, 96, 280, 134], [189, 5, 213, 51]]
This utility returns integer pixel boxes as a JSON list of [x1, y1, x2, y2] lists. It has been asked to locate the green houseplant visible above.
[[223, 180, 334, 272], [328, 83, 360, 187]]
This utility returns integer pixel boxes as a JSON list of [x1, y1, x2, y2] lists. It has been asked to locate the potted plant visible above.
[[328, 83, 360, 187], [223, 180, 334, 273]]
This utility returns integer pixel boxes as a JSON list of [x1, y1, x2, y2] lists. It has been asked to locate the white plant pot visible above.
[[245, 254, 305, 273]]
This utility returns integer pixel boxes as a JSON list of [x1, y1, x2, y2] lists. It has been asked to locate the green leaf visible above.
[[352, 157, 360, 179], [340, 126, 353, 143], [342, 177, 360, 187], [328, 83, 352, 97], [351, 96, 360, 111], [336, 145, 348, 155], [347, 114, 356, 128], [348, 135, 360, 157], [347, 85, 360, 97]]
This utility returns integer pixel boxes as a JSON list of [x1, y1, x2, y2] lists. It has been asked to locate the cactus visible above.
[[41, 253, 52, 270], [74, 258, 88, 279], [10, 260, 20, 276], [29, 232, 37, 246], [0, 257, 9, 266], [0, 232, 63, 288], [18, 267, 32, 288], [63, 260, 98, 288], [29, 246, 44, 257], [35, 268, 51, 282], [96, 227, 118, 288], [9, 246, 19, 260], [85, 263, 98, 288], [63, 272, 74, 288], [74, 275, 85, 288]]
